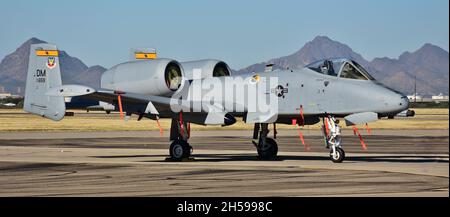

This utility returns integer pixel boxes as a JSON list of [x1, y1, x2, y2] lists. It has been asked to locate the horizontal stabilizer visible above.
[[46, 85, 96, 97]]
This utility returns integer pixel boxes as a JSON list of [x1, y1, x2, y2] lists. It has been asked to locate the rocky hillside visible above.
[[238, 36, 449, 96], [0, 38, 106, 94], [1, 36, 448, 96]]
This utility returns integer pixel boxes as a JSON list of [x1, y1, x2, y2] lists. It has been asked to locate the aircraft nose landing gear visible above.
[[330, 146, 345, 163], [323, 116, 345, 163]]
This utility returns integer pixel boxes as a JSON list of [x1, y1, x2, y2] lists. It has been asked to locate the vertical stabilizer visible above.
[[23, 43, 66, 121]]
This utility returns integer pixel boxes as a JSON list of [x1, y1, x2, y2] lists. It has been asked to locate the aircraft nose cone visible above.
[[399, 95, 409, 111]]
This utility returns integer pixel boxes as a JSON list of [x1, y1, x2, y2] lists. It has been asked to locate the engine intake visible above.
[[180, 59, 231, 80]]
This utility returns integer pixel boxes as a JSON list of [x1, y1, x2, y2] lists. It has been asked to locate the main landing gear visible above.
[[252, 123, 278, 160], [169, 139, 191, 160], [322, 116, 345, 163], [168, 117, 193, 161], [165, 115, 344, 163]]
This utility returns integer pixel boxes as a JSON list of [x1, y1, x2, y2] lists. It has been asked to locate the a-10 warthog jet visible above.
[[24, 43, 413, 163]]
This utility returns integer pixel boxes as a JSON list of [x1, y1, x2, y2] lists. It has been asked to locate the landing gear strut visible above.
[[168, 117, 192, 161], [322, 116, 345, 163], [253, 123, 278, 160]]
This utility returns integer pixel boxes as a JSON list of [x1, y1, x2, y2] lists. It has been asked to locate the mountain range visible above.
[[0, 36, 448, 96], [0, 38, 106, 94], [239, 36, 449, 96]]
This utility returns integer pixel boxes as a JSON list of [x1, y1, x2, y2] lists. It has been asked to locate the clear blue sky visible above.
[[0, 0, 448, 69]]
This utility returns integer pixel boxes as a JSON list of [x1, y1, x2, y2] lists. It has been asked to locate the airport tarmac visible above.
[[0, 129, 448, 196]]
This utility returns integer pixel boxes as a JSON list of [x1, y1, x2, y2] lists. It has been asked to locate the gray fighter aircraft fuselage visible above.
[[170, 59, 408, 123], [23, 44, 412, 163], [251, 68, 408, 117]]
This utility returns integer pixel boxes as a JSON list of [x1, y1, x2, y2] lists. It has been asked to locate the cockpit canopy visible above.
[[306, 58, 375, 80]]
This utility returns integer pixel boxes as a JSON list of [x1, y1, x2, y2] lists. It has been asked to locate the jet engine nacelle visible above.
[[180, 59, 232, 80], [101, 58, 184, 96]]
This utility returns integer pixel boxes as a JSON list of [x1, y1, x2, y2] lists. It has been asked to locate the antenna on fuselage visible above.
[[265, 63, 274, 72]]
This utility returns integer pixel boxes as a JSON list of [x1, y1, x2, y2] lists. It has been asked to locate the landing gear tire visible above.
[[169, 139, 191, 161], [257, 138, 278, 160], [330, 147, 345, 163]]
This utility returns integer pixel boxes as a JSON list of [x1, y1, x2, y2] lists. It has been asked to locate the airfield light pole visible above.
[[414, 74, 417, 103]]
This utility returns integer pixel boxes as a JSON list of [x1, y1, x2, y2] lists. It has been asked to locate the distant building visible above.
[[0, 93, 22, 99], [432, 93, 449, 101], [0, 93, 12, 99], [0, 85, 5, 93], [407, 93, 423, 102]]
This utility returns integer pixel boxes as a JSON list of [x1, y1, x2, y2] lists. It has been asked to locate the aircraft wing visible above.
[[45, 84, 235, 125], [83, 90, 173, 114]]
